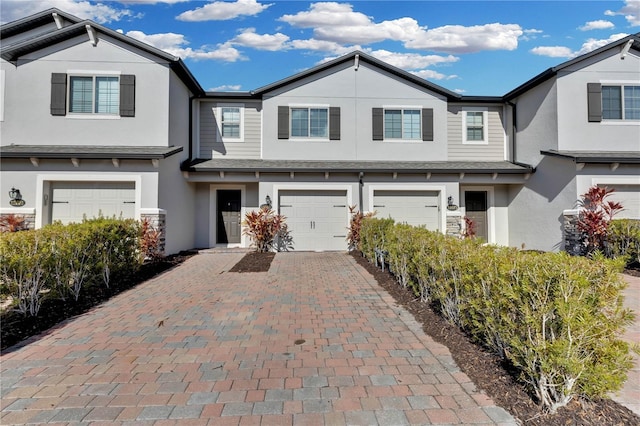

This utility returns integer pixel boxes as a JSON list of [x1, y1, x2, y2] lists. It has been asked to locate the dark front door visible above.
[[465, 191, 488, 242], [217, 190, 241, 244]]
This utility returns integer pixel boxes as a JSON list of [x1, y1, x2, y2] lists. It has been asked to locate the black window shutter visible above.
[[372, 108, 383, 140], [587, 83, 602, 122], [50, 73, 67, 116], [329, 107, 341, 140], [422, 108, 434, 141], [120, 74, 135, 117], [278, 106, 289, 139]]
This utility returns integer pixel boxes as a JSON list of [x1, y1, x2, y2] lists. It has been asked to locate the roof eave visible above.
[[0, 146, 183, 160]]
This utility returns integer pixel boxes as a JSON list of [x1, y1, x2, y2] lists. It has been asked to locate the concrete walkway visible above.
[[611, 273, 640, 416], [1, 252, 516, 425]]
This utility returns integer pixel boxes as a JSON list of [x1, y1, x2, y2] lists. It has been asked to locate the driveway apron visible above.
[[1, 252, 516, 425]]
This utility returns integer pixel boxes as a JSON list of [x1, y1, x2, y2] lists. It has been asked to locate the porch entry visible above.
[[465, 191, 488, 242], [217, 189, 241, 244]]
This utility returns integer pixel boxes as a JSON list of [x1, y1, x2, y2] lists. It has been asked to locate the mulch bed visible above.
[[229, 252, 275, 273], [350, 251, 640, 426], [1, 251, 196, 352]]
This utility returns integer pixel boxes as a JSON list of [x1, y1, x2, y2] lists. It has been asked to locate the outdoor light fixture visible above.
[[447, 195, 458, 211], [265, 195, 272, 208], [9, 187, 25, 207]]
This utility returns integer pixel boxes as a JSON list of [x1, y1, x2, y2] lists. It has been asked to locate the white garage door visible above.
[[279, 190, 348, 251], [51, 182, 135, 224], [373, 190, 440, 230], [602, 184, 640, 219]]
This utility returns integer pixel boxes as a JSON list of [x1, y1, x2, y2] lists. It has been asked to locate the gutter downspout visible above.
[[358, 172, 364, 211], [506, 101, 517, 163]]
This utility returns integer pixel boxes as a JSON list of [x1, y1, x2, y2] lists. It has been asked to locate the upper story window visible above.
[[69, 76, 119, 114], [384, 109, 421, 140], [462, 108, 488, 144], [372, 107, 433, 142], [50, 72, 135, 117], [602, 85, 640, 120], [291, 107, 328, 138], [220, 106, 242, 139], [278, 105, 340, 140]]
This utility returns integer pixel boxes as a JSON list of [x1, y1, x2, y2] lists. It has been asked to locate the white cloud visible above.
[[0, 0, 136, 24], [454, 88, 466, 94], [126, 30, 244, 61], [605, 0, 640, 26], [520, 28, 544, 41], [530, 33, 629, 59], [574, 33, 629, 55], [579, 20, 615, 31], [364, 49, 459, 70], [411, 69, 458, 81], [289, 39, 360, 55], [530, 46, 574, 58], [406, 23, 523, 53], [230, 28, 290, 51], [280, 2, 372, 28], [210, 84, 243, 91], [177, 0, 272, 22], [280, 2, 523, 54]]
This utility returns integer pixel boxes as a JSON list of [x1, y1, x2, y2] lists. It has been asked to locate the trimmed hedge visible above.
[[0, 218, 142, 316], [607, 219, 640, 267], [360, 218, 635, 413]]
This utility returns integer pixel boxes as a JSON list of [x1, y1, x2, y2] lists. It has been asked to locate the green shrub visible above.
[[358, 218, 635, 413], [607, 219, 640, 266], [0, 218, 142, 313]]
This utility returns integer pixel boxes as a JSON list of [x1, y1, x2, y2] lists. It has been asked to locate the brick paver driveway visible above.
[[1, 252, 516, 425]]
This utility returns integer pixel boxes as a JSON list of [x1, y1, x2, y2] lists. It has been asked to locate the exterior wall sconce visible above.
[[260, 195, 272, 209], [447, 195, 458, 211], [9, 187, 25, 207]]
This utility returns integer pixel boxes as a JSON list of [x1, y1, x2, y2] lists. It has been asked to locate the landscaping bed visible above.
[[351, 251, 640, 426], [0, 251, 195, 352]]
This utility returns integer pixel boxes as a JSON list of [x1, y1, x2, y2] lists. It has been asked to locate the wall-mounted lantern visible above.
[[9, 187, 26, 207], [260, 195, 272, 210], [447, 195, 458, 211]]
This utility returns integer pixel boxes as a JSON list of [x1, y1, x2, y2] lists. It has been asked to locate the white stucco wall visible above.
[[557, 49, 640, 152], [261, 61, 449, 162], [0, 34, 172, 147]]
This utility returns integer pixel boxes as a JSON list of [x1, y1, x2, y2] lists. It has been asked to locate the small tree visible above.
[[140, 217, 163, 261], [243, 206, 292, 252], [578, 186, 623, 254]]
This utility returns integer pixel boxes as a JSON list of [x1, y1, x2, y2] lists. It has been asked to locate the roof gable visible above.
[[505, 33, 640, 100], [0, 9, 204, 96], [252, 51, 462, 101]]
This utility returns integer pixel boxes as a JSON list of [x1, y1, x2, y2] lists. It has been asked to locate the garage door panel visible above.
[[603, 185, 639, 219], [278, 190, 348, 251], [51, 182, 136, 224], [373, 190, 440, 230]]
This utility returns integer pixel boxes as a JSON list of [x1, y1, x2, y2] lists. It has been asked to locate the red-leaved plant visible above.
[[462, 216, 476, 239], [577, 186, 624, 254], [243, 206, 292, 252], [140, 217, 164, 261], [347, 205, 375, 252], [0, 214, 28, 233]]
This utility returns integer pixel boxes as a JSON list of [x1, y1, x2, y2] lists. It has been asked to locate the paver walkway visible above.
[[1, 252, 516, 425], [611, 273, 640, 416]]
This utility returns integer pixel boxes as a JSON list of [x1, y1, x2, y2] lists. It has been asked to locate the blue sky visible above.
[[2, 1, 639, 95]]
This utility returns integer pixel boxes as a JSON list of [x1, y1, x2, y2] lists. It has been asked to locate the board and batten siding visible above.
[[447, 106, 505, 161], [199, 101, 261, 159]]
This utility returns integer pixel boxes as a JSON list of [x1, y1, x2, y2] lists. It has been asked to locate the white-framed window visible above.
[[68, 75, 119, 115], [384, 108, 421, 140], [291, 107, 328, 138], [462, 108, 488, 144], [602, 85, 640, 120], [217, 104, 244, 141]]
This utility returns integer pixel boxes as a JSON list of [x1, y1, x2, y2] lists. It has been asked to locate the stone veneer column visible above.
[[446, 211, 463, 238], [140, 209, 167, 255], [563, 209, 584, 256]]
